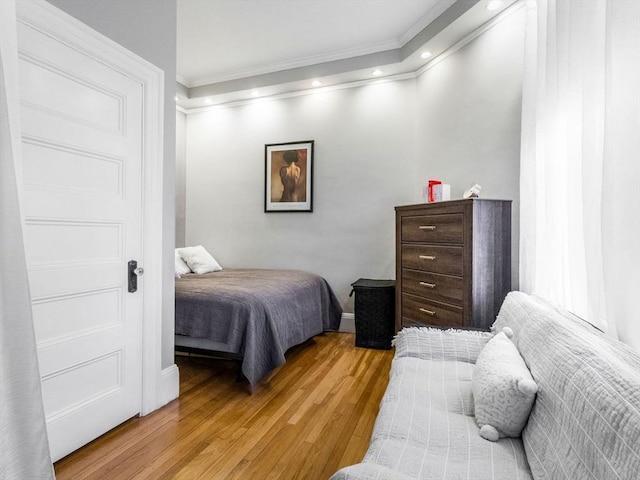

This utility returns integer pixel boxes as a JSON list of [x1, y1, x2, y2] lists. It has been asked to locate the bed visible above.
[[174, 268, 343, 389]]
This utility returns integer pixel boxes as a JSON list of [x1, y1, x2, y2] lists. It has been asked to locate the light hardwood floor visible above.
[[54, 332, 394, 480]]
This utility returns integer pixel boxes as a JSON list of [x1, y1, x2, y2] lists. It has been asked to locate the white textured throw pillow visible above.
[[177, 245, 222, 274], [175, 250, 192, 276], [472, 329, 538, 441]]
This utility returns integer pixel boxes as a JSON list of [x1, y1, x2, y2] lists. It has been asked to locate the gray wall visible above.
[[414, 6, 525, 286], [47, 0, 177, 368], [182, 7, 526, 311], [176, 109, 187, 247], [185, 80, 417, 309]]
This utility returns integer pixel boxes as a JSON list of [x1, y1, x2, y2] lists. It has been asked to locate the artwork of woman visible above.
[[279, 150, 302, 202], [265, 141, 312, 211]]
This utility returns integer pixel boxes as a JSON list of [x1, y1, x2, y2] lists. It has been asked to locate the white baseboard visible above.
[[338, 312, 355, 333], [158, 363, 180, 406]]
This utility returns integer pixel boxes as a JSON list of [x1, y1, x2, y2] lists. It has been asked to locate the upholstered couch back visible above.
[[494, 292, 640, 480]]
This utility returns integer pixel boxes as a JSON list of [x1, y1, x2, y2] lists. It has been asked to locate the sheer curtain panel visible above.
[[519, 0, 640, 350], [0, 1, 55, 478]]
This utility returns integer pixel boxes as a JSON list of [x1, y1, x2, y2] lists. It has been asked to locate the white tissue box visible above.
[[433, 184, 451, 202]]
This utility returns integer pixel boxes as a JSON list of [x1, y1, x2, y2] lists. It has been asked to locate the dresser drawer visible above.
[[401, 293, 463, 328], [401, 269, 464, 306], [402, 244, 463, 276], [401, 214, 463, 244]]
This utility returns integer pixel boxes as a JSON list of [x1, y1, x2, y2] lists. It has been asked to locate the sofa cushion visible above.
[[472, 330, 538, 441], [330, 327, 534, 480], [493, 292, 640, 480]]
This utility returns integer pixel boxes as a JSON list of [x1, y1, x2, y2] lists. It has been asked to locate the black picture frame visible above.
[[264, 140, 314, 212]]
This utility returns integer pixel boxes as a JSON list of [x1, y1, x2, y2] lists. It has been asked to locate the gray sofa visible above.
[[330, 291, 640, 480]]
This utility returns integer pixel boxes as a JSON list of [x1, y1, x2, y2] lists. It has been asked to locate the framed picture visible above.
[[265, 140, 314, 212]]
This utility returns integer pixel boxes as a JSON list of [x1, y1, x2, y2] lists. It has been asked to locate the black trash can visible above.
[[350, 278, 395, 350]]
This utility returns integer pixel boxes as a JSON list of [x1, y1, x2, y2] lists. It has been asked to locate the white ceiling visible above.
[[177, 0, 455, 87], [176, 0, 517, 107]]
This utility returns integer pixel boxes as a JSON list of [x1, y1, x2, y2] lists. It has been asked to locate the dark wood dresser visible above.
[[395, 199, 511, 331]]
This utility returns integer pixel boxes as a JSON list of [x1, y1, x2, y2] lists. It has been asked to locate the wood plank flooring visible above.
[[53, 332, 394, 480]]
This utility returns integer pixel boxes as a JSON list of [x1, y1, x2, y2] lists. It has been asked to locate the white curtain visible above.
[[0, 1, 55, 478], [520, 0, 640, 351]]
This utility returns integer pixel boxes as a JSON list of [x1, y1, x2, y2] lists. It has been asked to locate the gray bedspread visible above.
[[175, 268, 342, 389]]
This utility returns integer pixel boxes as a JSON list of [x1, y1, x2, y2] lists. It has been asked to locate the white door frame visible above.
[[16, 0, 176, 417]]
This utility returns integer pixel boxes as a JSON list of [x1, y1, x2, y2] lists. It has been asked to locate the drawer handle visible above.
[[419, 281, 436, 288], [419, 255, 436, 261], [419, 225, 437, 230], [419, 308, 436, 316]]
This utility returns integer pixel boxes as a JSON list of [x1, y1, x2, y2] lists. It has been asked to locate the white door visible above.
[[17, 17, 144, 462]]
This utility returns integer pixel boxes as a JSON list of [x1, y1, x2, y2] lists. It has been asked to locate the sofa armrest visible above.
[[393, 326, 492, 364]]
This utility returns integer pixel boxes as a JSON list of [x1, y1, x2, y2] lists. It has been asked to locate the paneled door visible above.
[[17, 16, 144, 461]]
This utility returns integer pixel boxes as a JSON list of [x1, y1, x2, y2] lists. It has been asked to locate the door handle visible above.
[[128, 260, 144, 293]]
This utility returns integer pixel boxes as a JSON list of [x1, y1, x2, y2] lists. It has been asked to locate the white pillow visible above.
[[472, 329, 538, 441], [177, 245, 222, 274], [175, 250, 191, 275]]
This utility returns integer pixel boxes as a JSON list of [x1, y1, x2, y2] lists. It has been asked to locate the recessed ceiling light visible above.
[[312, 80, 322, 87], [421, 51, 432, 59], [204, 98, 213, 105], [372, 69, 383, 76], [486, 0, 503, 11], [174, 96, 179, 102]]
